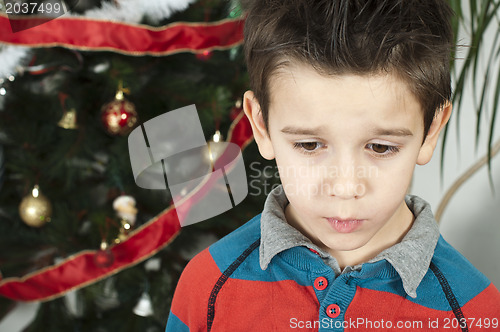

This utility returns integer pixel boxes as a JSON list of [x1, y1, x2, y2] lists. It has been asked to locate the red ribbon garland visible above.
[[0, 14, 244, 55], [0, 111, 254, 302]]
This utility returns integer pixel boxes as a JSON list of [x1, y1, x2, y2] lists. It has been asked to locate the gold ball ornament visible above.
[[19, 185, 52, 227]]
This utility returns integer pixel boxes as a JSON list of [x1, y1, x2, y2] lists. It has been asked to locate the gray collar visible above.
[[259, 185, 439, 298]]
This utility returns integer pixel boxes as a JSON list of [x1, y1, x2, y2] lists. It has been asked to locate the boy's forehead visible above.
[[268, 62, 416, 107], [264, 62, 426, 138]]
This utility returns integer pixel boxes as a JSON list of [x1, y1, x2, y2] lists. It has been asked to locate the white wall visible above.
[[411, 7, 500, 287]]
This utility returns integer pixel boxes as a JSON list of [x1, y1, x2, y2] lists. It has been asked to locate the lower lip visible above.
[[326, 218, 363, 233]]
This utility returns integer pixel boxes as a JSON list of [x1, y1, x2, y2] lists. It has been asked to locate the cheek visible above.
[[280, 173, 320, 201], [277, 163, 324, 202], [371, 157, 416, 196]]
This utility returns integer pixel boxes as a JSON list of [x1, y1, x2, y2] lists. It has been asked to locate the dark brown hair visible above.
[[242, 0, 454, 137]]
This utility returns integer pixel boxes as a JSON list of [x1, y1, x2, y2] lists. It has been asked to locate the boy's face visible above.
[[244, 64, 451, 264]]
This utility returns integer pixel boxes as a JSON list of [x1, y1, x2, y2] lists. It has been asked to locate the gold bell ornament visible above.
[[57, 108, 78, 129]]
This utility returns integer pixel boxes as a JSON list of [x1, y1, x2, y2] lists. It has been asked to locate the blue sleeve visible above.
[[165, 310, 190, 332]]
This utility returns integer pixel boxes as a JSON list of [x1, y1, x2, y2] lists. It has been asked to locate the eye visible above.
[[366, 143, 400, 157], [293, 141, 325, 155], [371, 144, 389, 153]]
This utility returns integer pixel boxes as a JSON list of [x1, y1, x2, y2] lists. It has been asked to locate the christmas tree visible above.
[[0, 1, 279, 330]]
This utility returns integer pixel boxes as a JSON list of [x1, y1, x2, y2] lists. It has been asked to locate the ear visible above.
[[417, 103, 452, 165], [242, 91, 275, 160]]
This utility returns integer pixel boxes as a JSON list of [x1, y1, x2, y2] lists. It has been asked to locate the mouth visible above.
[[325, 217, 364, 233]]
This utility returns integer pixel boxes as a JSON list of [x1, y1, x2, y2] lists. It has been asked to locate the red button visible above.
[[314, 277, 328, 290], [326, 304, 341, 318]]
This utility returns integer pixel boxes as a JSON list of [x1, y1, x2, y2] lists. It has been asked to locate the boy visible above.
[[167, 0, 500, 330]]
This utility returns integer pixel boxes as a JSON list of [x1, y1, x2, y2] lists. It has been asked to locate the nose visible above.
[[323, 156, 366, 199]]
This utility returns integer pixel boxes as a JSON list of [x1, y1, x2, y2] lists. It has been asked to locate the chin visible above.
[[321, 237, 369, 253]]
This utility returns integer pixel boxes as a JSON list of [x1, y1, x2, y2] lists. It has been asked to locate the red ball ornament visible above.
[[101, 89, 138, 136], [93, 241, 115, 268], [196, 49, 213, 61]]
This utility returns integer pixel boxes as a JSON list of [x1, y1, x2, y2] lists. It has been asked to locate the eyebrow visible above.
[[372, 127, 414, 137], [280, 125, 413, 137], [280, 126, 327, 135]]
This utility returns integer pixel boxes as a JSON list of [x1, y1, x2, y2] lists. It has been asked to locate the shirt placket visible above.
[[311, 269, 357, 332]]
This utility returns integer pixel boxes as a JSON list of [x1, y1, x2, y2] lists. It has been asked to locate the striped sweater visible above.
[[166, 193, 500, 331]]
